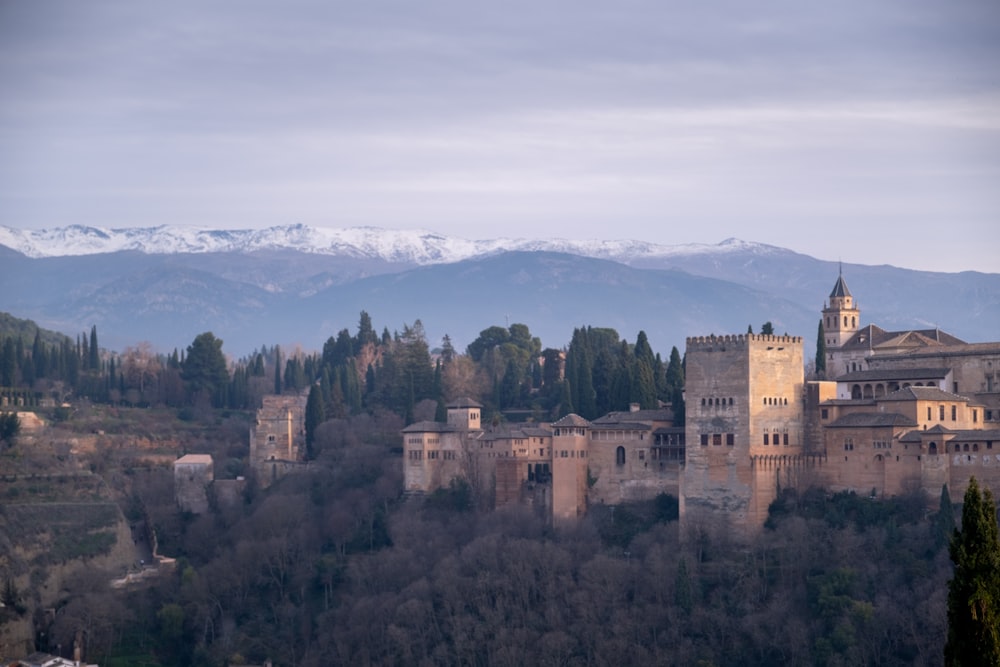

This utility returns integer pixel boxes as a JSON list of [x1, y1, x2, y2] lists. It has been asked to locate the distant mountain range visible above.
[[1, 224, 997, 358]]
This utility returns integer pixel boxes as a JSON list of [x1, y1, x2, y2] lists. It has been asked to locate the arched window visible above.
[[851, 317, 856, 327], [616, 446, 625, 466], [929, 442, 938, 455]]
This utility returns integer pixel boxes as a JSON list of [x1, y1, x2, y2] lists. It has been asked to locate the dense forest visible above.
[[0, 310, 982, 666], [0, 311, 686, 428]]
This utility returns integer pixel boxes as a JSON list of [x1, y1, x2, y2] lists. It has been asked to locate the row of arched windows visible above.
[[825, 315, 857, 329], [701, 397, 734, 407]]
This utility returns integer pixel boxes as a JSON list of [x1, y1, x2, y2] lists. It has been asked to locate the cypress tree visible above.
[[89, 325, 99, 370], [32, 331, 45, 380], [815, 319, 827, 377], [304, 384, 325, 459], [946, 477, 1000, 665], [1, 338, 17, 387], [274, 346, 282, 395]]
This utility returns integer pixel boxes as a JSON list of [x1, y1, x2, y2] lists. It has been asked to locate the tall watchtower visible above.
[[681, 333, 805, 536], [822, 270, 860, 350], [446, 397, 483, 430], [551, 414, 590, 521]]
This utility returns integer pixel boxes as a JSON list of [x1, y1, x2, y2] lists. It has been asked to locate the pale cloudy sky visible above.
[[1, 1, 998, 272]]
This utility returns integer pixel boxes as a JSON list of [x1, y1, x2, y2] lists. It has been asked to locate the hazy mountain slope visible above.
[[631, 252, 1000, 341], [291, 252, 818, 354], [0, 233, 996, 356]]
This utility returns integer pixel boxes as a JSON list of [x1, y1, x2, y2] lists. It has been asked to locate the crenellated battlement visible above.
[[685, 333, 803, 352]]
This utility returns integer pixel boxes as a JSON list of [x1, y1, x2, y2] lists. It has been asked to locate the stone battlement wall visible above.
[[685, 334, 803, 352]]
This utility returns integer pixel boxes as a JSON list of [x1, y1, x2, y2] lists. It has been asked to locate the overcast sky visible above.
[[1, 1, 998, 272]]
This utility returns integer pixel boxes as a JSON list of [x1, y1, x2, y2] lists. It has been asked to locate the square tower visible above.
[[682, 334, 805, 536]]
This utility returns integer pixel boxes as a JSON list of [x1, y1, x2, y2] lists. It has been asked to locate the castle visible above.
[[405, 272, 1000, 532]]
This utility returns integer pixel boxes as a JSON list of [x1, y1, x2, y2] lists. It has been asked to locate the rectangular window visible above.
[[726, 433, 734, 446], [952, 405, 957, 421], [783, 433, 789, 446], [940, 405, 945, 420], [821, 408, 829, 419], [700, 434, 708, 446], [712, 433, 722, 446], [974, 410, 978, 423], [928, 407, 932, 420], [763, 433, 769, 446]]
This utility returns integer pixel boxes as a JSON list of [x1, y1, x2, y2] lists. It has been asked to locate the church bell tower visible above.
[[822, 267, 860, 349]]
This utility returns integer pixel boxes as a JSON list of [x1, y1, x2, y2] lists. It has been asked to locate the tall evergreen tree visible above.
[[273, 346, 282, 395], [761, 321, 775, 335], [815, 319, 827, 377], [32, 331, 46, 379], [89, 325, 99, 370], [304, 384, 325, 459], [946, 477, 1000, 666], [182, 332, 229, 407], [356, 310, 378, 352], [1, 338, 17, 387]]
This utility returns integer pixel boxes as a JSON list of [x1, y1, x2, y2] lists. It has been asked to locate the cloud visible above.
[[0, 1, 998, 272]]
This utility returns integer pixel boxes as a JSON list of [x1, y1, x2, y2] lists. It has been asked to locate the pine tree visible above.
[[815, 319, 827, 377], [182, 332, 229, 407], [946, 477, 1000, 666]]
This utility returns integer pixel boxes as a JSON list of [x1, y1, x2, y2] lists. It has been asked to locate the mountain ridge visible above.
[[0, 226, 996, 357], [0, 223, 793, 267]]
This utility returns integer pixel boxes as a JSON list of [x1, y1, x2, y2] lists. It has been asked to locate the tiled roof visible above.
[[826, 412, 917, 428], [592, 408, 673, 424], [837, 324, 966, 352], [447, 397, 483, 408], [950, 429, 1000, 440], [834, 367, 950, 382], [879, 386, 970, 403], [551, 414, 592, 428], [401, 421, 459, 433], [480, 425, 553, 441], [591, 421, 654, 431], [175, 454, 213, 465], [899, 427, 1000, 442], [830, 274, 852, 298]]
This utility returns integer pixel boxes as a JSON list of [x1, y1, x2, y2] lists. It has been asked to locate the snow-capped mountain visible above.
[[2, 223, 995, 357], [0, 223, 780, 266]]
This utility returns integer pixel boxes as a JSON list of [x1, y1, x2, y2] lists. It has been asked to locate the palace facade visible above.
[[402, 273, 1000, 533]]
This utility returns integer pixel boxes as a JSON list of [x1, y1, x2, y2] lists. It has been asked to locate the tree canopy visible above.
[[182, 332, 229, 407], [946, 477, 1000, 666]]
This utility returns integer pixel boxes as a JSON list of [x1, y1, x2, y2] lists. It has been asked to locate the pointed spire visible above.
[[829, 269, 852, 299]]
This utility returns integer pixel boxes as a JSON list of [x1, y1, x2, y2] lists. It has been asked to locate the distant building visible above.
[[250, 394, 308, 486], [173, 454, 213, 514], [403, 271, 1000, 536]]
